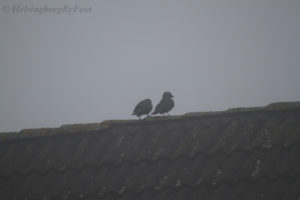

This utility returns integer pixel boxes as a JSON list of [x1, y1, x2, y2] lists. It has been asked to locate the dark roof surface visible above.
[[1, 102, 300, 200]]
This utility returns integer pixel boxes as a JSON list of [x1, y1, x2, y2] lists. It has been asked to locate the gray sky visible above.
[[0, 0, 300, 132]]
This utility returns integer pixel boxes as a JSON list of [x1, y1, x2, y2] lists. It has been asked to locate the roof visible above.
[[0, 101, 300, 200]]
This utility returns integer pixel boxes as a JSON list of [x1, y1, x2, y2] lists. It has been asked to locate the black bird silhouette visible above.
[[152, 91, 174, 115], [132, 99, 153, 119]]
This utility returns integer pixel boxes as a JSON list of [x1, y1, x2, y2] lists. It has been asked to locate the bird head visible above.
[[163, 91, 174, 98], [145, 98, 152, 104]]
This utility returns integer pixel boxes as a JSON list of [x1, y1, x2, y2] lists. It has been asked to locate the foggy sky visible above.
[[1, 0, 300, 132]]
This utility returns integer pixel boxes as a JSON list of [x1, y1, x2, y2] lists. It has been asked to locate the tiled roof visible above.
[[1, 102, 300, 200]]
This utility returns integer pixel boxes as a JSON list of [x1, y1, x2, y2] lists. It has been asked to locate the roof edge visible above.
[[185, 101, 300, 116], [1, 101, 299, 141]]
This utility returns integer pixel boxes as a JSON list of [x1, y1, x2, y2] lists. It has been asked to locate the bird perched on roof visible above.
[[152, 91, 174, 115], [132, 98, 153, 120]]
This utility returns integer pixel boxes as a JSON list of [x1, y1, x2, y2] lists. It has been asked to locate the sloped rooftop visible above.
[[0, 101, 300, 200]]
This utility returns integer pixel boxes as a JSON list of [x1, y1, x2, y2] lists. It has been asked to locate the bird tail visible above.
[[151, 110, 158, 115]]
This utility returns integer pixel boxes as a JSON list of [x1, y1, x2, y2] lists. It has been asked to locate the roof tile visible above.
[[1, 103, 300, 199]]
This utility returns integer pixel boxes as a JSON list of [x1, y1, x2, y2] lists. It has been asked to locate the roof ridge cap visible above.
[[185, 101, 300, 116], [0, 101, 299, 141]]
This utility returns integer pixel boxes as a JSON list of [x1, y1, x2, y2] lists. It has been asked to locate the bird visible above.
[[152, 91, 174, 115], [132, 98, 153, 119]]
